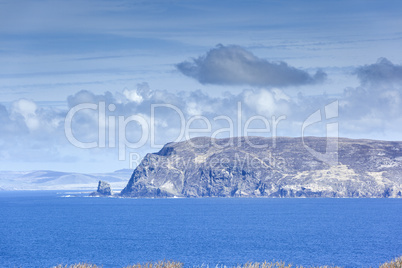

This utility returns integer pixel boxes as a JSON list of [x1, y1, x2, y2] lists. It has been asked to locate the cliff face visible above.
[[120, 137, 402, 198]]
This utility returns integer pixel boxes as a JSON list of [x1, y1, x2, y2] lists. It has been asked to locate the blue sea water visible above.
[[0, 191, 401, 268]]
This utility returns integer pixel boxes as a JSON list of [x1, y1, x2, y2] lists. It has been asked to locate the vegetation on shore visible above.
[[53, 256, 402, 268], [379, 256, 402, 268]]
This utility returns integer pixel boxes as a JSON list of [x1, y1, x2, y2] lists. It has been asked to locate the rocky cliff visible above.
[[120, 137, 402, 198]]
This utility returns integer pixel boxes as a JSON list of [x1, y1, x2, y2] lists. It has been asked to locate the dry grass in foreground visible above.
[[53, 256, 402, 268], [53, 260, 183, 268], [379, 256, 402, 268]]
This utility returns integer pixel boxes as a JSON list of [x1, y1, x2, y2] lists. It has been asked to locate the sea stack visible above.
[[90, 180, 113, 196]]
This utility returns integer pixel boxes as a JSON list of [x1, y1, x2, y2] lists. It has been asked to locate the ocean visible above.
[[0, 191, 401, 268]]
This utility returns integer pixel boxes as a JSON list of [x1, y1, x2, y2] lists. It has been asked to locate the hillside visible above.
[[0, 170, 130, 191]]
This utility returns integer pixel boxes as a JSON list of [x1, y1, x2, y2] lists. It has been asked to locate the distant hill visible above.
[[121, 137, 402, 198], [0, 169, 131, 191]]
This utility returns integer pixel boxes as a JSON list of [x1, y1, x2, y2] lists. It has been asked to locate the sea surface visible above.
[[0, 191, 401, 268]]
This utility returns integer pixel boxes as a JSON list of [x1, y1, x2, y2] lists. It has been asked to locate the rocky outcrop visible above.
[[90, 180, 113, 196], [120, 137, 402, 198]]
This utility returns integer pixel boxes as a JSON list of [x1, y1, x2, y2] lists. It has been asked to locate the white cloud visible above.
[[123, 82, 152, 104], [123, 89, 143, 103], [11, 99, 39, 131], [243, 89, 290, 116]]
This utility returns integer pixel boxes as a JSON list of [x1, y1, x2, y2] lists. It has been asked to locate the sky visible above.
[[0, 0, 402, 173]]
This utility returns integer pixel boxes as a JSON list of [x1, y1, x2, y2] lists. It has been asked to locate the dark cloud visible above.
[[341, 58, 402, 120], [176, 45, 327, 87], [355, 58, 402, 86], [334, 58, 402, 137]]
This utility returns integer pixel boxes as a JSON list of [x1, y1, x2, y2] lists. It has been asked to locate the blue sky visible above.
[[1, 0, 402, 172]]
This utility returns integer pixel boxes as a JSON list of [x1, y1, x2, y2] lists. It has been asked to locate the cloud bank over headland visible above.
[[1, 0, 401, 173], [1, 56, 402, 171], [177, 45, 327, 87]]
